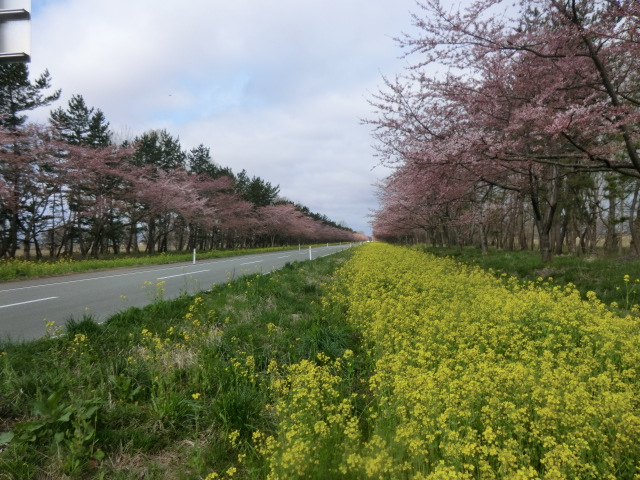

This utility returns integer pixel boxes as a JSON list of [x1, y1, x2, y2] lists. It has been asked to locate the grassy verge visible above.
[[422, 246, 640, 312], [0, 246, 315, 282], [0, 251, 359, 479]]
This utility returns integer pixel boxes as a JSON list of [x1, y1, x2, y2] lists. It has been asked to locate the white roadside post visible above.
[[309, 246, 312, 261], [193, 249, 196, 265]]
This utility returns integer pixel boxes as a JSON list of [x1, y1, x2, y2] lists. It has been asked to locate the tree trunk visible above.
[[146, 217, 156, 254], [9, 212, 19, 258], [628, 182, 640, 256], [529, 165, 560, 263], [478, 222, 488, 255], [604, 196, 619, 254], [90, 222, 104, 258], [538, 225, 552, 263], [554, 212, 568, 256], [518, 213, 528, 251], [22, 232, 31, 260], [34, 235, 42, 260]]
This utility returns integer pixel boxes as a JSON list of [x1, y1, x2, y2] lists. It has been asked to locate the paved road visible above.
[[0, 245, 353, 341]]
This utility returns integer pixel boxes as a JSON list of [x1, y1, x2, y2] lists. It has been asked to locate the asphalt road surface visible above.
[[0, 244, 354, 341]]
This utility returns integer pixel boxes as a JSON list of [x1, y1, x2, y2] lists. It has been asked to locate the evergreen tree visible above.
[[49, 94, 112, 147], [187, 144, 233, 178], [87, 110, 112, 147], [130, 129, 186, 172], [0, 64, 60, 129], [234, 169, 280, 207]]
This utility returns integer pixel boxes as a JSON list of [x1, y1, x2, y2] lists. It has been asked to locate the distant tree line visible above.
[[0, 64, 366, 260], [368, 0, 640, 262]]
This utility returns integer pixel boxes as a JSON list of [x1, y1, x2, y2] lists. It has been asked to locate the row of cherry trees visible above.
[[0, 67, 365, 260], [0, 125, 364, 260], [369, 0, 640, 261]]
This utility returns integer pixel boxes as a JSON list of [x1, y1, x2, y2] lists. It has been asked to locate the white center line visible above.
[[156, 269, 210, 280], [278, 255, 291, 259], [240, 260, 263, 266], [0, 297, 58, 309]]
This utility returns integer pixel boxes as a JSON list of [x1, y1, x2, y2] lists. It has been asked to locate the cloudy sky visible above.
[[26, 0, 424, 235]]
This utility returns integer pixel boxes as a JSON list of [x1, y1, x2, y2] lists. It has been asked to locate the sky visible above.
[[25, 0, 424, 236]]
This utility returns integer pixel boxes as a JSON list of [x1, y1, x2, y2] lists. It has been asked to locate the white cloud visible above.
[[28, 0, 417, 234]]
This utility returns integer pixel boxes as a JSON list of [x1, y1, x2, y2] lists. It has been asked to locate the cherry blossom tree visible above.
[[369, 0, 640, 260], [0, 124, 67, 259], [1, 122, 358, 258], [57, 142, 134, 257]]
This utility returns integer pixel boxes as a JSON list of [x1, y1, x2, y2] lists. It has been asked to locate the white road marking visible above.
[[156, 269, 210, 280], [0, 297, 58, 309], [278, 255, 291, 259], [239, 260, 263, 266]]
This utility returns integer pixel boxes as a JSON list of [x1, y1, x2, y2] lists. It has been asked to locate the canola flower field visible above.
[[261, 243, 640, 479], [2, 243, 640, 479]]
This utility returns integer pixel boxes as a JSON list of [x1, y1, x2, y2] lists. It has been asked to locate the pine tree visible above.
[[0, 63, 60, 129], [130, 129, 186, 172], [49, 94, 112, 147], [87, 109, 111, 147], [187, 144, 234, 178], [234, 169, 280, 207]]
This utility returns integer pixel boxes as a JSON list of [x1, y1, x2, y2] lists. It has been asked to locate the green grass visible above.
[[0, 252, 360, 479], [422, 246, 640, 311]]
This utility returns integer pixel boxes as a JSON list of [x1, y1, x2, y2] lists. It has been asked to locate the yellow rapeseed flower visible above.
[[258, 243, 640, 479]]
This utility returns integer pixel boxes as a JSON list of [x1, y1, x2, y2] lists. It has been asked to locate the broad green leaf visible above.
[[0, 431, 14, 445]]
